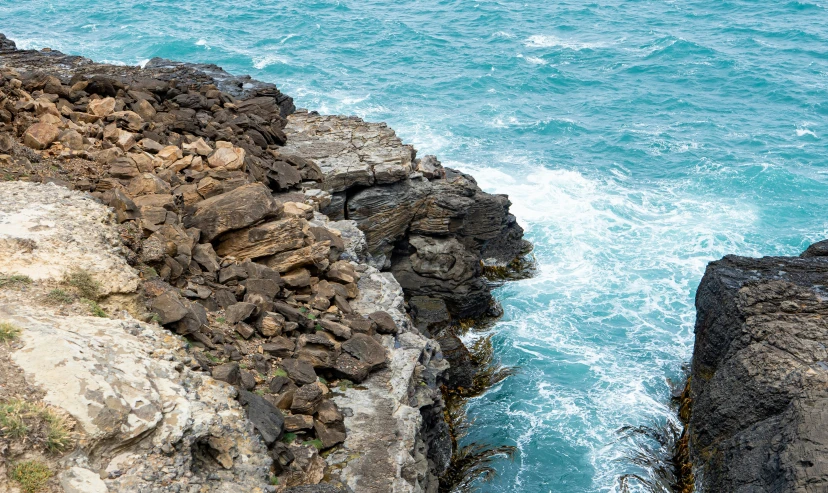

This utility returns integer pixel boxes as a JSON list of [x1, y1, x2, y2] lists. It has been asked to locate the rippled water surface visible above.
[[4, 1, 827, 491]]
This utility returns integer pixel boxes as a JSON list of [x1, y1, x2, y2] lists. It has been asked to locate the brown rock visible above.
[[313, 419, 346, 449], [235, 322, 255, 339], [334, 353, 371, 383], [208, 142, 246, 170], [316, 400, 344, 425], [369, 311, 397, 334], [263, 336, 295, 358], [281, 268, 311, 288], [326, 260, 358, 284], [291, 382, 324, 415], [264, 241, 331, 273], [284, 414, 314, 432], [281, 358, 317, 385], [184, 183, 279, 242], [23, 122, 60, 150], [215, 217, 310, 260], [88, 97, 116, 117], [212, 362, 241, 385], [225, 302, 256, 324], [342, 333, 387, 370], [260, 312, 286, 337], [58, 129, 84, 150]]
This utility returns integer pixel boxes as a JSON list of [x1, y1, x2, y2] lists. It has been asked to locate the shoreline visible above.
[[0, 33, 530, 492]]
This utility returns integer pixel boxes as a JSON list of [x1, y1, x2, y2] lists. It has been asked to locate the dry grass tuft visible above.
[[0, 398, 74, 453], [9, 460, 52, 493], [0, 273, 32, 289], [63, 269, 101, 301], [0, 321, 22, 344]]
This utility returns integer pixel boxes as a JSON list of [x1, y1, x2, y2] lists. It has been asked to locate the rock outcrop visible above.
[[0, 33, 528, 492], [690, 246, 828, 492]]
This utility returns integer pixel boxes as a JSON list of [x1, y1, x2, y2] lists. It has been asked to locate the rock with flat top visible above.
[[184, 183, 279, 242]]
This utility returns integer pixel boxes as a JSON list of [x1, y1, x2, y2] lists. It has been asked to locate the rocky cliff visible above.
[[0, 33, 527, 493], [690, 242, 828, 492]]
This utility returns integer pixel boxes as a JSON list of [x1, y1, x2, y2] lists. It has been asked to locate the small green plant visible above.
[[274, 368, 288, 378], [302, 439, 324, 450], [281, 432, 297, 444], [269, 475, 280, 485], [216, 317, 227, 324], [63, 269, 101, 301], [307, 313, 317, 320], [0, 321, 21, 344], [0, 273, 32, 288], [9, 460, 52, 493], [318, 377, 328, 385], [299, 307, 308, 314], [254, 389, 265, 396], [315, 323, 323, 332], [150, 313, 162, 324], [338, 379, 354, 391], [205, 353, 221, 363], [83, 299, 107, 318], [45, 288, 74, 305], [0, 399, 73, 453]]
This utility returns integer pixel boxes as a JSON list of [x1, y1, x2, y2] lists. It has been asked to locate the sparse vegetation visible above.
[[274, 368, 288, 378], [0, 273, 32, 288], [318, 377, 328, 385], [63, 269, 101, 300], [216, 316, 226, 324], [83, 299, 107, 318], [9, 460, 52, 493], [45, 288, 73, 305], [338, 379, 354, 391], [0, 399, 73, 453], [269, 475, 279, 485], [0, 321, 21, 344], [302, 438, 324, 450], [281, 432, 297, 444]]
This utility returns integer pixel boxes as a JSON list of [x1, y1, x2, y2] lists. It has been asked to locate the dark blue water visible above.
[[4, 1, 827, 491]]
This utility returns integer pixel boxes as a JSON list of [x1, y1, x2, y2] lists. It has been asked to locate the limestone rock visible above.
[[23, 122, 60, 149], [216, 217, 310, 260]]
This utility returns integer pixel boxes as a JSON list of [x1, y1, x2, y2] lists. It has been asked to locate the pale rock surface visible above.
[[0, 181, 138, 295]]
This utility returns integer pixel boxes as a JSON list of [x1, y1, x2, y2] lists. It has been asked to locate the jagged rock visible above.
[[690, 250, 828, 492], [314, 419, 346, 449], [285, 485, 352, 493], [264, 241, 331, 273], [235, 322, 255, 339], [260, 312, 286, 337], [296, 332, 340, 369], [317, 400, 344, 424], [239, 390, 285, 446], [184, 183, 279, 242], [334, 353, 371, 383], [318, 319, 352, 340], [212, 362, 241, 385], [263, 337, 295, 358], [269, 375, 292, 394], [801, 239, 828, 258], [226, 301, 256, 324], [149, 290, 189, 325], [192, 243, 221, 272], [282, 358, 317, 385], [282, 268, 312, 287], [291, 382, 325, 415], [341, 334, 387, 371], [216, 217, 310, 260], [240, 370, 257, 390], [88, 96, 116, 117], [368, 311, 397, 334], [59, 467, 108, 493], [219, 263, 249, 283], [23, 122, 60, 149], [285, 414, 314, 432]]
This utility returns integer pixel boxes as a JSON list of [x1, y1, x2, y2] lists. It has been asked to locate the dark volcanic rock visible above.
[[690, 248, 828, 492], [238, 390, 285, 446]]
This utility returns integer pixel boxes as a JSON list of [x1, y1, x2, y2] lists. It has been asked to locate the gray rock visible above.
[[291, 382, 324, 415], [225, 302, 256, 324], [212, 363, 241, 386], [342, 334, 387, 371], [149, 291, 189, 325], [281, 358, 317, 385], [238, 390, 285, 446], [690, 250, 828, 492], [263, 337, 295, 358]]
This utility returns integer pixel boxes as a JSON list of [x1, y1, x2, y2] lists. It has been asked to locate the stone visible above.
[[283, 201, 314, 219], [192, 243, 221, 272], [326, 261, 357, 284], [235, 321, 255, 339], [150, 291, 189, 325], [263, 337, 296, 358], [22, 122, 60, 150], [317, 319, 352, 340], [215, 217, 310, 260], [219, 264, 249, 284], [264, 241, 331, 273], [212, 363, 241, 385], [282, 268, 311, 288], [58, 129, 84, 150], [59, 466, 108, 493], [240, 370, 257, 390], [282, 358, 317, 385], [238, 390, 285, 446], [225, 302, 256, 324], [184, 183, 279, 242], [316, 400, 344, 425], [208, 144, 246, 170], [260, 312, 286, 337], [88, 96, 116, 117], [368, 311, 397, 334], [314, 419, 346, 449], [342, 334, 387, 371], [269, 375, 291, 394], [291, 382, 325, 415], [333, 353, 371, 383], [284, 414, 314, 432]]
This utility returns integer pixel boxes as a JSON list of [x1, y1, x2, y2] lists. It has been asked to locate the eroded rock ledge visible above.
[[0, 33, 527, 493], [690, 242, 828, 492]]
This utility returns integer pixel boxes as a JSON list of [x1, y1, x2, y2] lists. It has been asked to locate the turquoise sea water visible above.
[[3, 1, 827, 491]]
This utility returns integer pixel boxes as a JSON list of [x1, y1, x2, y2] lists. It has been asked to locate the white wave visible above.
[[280, 33, 298, 44], [138, 59, 151, 69], [195, 38, 210, 49], [492, 31, 515, 39], [252, 53, 289, 69], [796, 127, 818, 138], [524, 34, 606, 50]]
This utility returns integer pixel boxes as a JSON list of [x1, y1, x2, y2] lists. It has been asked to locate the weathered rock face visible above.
[[283, 111, 529, 320], [690, 249, 828, 492]]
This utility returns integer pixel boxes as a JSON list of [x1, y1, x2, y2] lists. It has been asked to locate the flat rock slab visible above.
[[0, 181, 139, 295]]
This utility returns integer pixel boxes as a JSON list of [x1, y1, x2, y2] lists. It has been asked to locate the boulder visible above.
[[264, 241, 331, 273], [238, 390, 285, 446], [184, 183, 279, 242], [149, 291, 189, 325], [225, 302, 256, 324], [215, 217, 310, 260], [281, 358, 317, 385], [88, 96, 116, 117], [341, 334, 387, 371], [23, 122, 60, 150], [212, 363, 241, 386], [291, 382, 325, 415]]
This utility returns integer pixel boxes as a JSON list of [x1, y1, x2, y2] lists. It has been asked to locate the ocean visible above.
[[3, 0, 826, 491]]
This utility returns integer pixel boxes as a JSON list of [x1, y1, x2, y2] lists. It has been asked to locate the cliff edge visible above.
[[690, 241, 828, 492]]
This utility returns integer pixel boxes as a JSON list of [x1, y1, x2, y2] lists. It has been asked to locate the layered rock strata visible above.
[[0, 34, 527, 492], [690, 243, 828, 492]]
